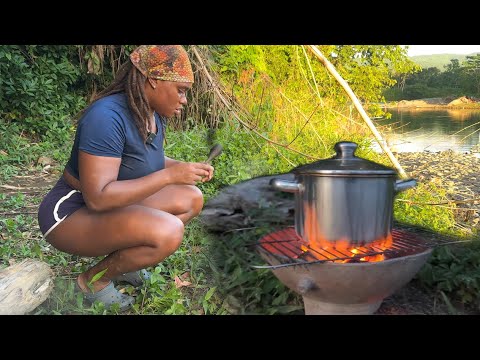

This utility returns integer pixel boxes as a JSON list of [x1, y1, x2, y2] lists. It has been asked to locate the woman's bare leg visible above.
[[47, 185, 203, 293], [139, 184, 204, 224]]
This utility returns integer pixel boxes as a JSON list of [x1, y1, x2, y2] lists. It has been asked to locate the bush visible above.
[[0, 45, 86, 143]]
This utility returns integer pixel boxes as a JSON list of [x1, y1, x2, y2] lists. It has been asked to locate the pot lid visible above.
[[294, 141, 397, 176]]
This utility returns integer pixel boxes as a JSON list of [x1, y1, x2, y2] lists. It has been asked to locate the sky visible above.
[[406, 45, 480, 57]]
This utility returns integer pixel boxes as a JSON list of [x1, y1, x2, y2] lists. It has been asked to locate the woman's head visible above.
[[91, 45, 194, 142], [130, 45, 194, 119]]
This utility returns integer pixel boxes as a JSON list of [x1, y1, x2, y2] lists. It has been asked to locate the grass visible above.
[[31, 219, 229, 315], [1, 124, 479, 315]]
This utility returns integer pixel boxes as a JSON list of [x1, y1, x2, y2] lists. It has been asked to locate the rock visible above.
[[37, 156, 54, 167], [397, 151, 480, 229], [448, 96, 475, 106]]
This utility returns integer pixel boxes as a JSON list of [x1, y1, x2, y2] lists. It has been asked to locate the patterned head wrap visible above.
[[130, 45, 194, 83]]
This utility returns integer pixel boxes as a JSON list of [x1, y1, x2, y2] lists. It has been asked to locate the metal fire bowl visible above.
[[260, 248, 432, 315]]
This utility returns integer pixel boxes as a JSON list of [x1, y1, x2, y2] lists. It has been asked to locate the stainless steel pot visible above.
[[270, 141, 416, 246]]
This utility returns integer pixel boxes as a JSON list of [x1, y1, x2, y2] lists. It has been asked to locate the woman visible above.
[[38, 45, 214, 311]]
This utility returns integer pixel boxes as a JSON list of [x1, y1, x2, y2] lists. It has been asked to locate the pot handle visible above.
[[270, 178, 302, 193], [394, 179, 417, 193]]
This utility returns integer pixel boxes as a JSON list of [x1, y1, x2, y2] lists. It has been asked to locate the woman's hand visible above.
[[166, 162, 214, 185], [202, 164, 214, 182]]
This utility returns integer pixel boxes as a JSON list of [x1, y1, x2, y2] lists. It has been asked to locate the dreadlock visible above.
[[76, 60, 162, 143]]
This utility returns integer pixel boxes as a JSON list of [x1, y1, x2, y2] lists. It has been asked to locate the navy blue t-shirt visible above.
[[65, 93, 165, 181]]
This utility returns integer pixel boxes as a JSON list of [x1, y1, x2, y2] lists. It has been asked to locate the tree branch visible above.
[[307, 45, 408, 179]]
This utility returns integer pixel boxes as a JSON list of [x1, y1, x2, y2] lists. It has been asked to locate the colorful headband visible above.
[[130, 45, 194, 83]]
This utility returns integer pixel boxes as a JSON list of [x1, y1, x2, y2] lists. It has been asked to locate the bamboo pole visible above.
[[307, 45, 408, 179]]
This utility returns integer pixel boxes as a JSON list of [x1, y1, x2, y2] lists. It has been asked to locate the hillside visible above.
[[410, 53, 479, 71]]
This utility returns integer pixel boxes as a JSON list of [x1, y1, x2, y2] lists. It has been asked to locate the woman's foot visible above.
[[77, 273, 110, 293], [76, 275, 135, 312], [113, 269, 151, 287]]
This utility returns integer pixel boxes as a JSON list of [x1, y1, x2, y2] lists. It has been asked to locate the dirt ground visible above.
[[376, 280, 478, 315]]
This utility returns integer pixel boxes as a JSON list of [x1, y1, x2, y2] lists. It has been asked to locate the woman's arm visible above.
[[165, 156, 182, 168], [78, 151, 213, 212]]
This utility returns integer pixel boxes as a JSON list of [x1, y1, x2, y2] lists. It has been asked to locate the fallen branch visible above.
[[1, 185, 25, 190], [0, 211, 38, 216]]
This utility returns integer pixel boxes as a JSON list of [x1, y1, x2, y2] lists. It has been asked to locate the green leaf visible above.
[[88, 268, 108, 285], [31, 243, 43, 260], [204, 287, 216, 301]]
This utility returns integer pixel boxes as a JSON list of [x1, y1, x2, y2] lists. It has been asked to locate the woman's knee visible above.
[[173, 185, 203, 216], [189, 186, 204, 216], [150, 216, 185, 260]]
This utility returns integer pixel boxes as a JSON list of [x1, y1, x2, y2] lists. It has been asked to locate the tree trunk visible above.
[[199, 173, 296, 232], [0, 259, 54, 315]]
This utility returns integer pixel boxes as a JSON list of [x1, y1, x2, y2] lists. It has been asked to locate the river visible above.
[[371, 108, 480, 153]]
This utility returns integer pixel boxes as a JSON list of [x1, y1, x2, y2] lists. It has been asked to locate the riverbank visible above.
[[395, 150, 480, 232], [383, 96, 480, 109], [383, 149, 480, 315]]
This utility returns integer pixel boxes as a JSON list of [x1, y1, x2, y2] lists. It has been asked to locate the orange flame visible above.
[[307, 233, 393, 263], [303, 204, 393, 263]]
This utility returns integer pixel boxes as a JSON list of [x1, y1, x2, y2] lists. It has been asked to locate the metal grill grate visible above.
[[254, 226, 464, 269]]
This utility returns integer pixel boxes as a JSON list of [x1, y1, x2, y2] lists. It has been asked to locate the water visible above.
[[371, 108, 480, 153]]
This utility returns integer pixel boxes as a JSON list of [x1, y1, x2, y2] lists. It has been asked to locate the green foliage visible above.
[[383, 84, 462, 101], [394, 180, 457, 235], [0, 120, 74, 180], [393, 179, 480, 310], [204, 226, 303, 315], [463, 54, 480, 95], [0, 45, 87, 142], [87, 268, 109, 293], [329, 45, 420, 104], [417, 241, 480, 309], [210, 45, 418, 163], [164, 124, 278, 200], [77, 45, 136, 94], [214, 45, 418, 105], [386, 53, 480, 100], [0, 193, 45, 266]]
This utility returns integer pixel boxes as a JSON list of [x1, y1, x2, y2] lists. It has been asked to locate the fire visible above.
[[306, 233, 393, 263], [259, 228, 396, 264], [302, 203, 393, 263]]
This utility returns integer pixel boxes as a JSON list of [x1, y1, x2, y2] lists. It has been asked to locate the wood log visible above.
[[0, 258, 54, 315], [199, 173, 296, 232]]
